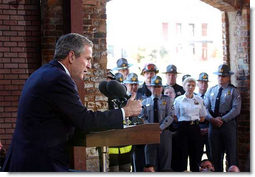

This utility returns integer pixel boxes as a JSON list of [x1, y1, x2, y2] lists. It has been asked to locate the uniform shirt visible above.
[[196, 92, 208, 128], [174, 94, 207, 122], [204, 84, 241, 122], [196, 92, 205, 99], [126, 91, 146, 101], [165, 83, 185, 98], [140, 94, 174, 130]]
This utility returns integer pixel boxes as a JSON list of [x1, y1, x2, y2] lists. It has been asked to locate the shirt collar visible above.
[[152, 94, 162, 100], [58, 61, 71, 77], [182, 94, 196, 101]]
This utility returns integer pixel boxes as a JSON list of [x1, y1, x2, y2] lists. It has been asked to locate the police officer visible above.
[[137, 63, 159, 98], [197, 72, 211, 162], [112, 58, 133, 79], [162, 64, 185, 98], [136, 63, 159, 171], [182, 74, 191, 83], [204, 64, 241, 172], [123, 73, 145, 171], [140, 76, 175, 172], [123, 73, 145, 102], [162, 64, 185, 171], [174, 77, 207, 172]]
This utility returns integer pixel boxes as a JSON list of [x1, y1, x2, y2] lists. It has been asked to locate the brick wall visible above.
[[41, 0, 63, 64], [83, 0, 108, 110], [231, 6, 250, 171], [83, 0, 108, 171], [0, 0, 41, 149]]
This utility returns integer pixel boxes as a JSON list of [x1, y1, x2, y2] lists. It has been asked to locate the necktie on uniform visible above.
[[153, 97, 159, 123], [214, 87, 223, 116], [201, 94, 205, 99]]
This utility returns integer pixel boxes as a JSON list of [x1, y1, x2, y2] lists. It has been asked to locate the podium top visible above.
[[83, 123, 160, 147]]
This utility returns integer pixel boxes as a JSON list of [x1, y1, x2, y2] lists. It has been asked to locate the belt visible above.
[[179, 120, 199, 125], [209, 110, 230, 118]]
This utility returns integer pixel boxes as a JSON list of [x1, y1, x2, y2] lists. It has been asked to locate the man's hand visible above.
[[123, 92, 142, 117], [210, 117, 223, 127]]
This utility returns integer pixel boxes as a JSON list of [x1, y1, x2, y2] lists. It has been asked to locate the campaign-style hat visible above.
[[162, 64, 181, 74], [182, 74, 191, 82], [114, 73, 124, 83], [106, 70, 115, 80], [213, 64, 234, 76], [197, 72, 209, 82], [112, 58, 133, 71], [123, 73, 142, 84], [147, 76, 163, 87], [140, 63, 159, 75]]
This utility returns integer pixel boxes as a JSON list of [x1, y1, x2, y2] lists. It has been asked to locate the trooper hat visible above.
[[197, 72, 209, 82], [140, 63, 159, 75], [147, 76, 163, 87], [162, 64, 181, 74], [182, 74, 191, 82], [213, 64, 234, 76], [112, 58, 133, 71], [123, 73, 142, 84], [114, 73, 124, 83]]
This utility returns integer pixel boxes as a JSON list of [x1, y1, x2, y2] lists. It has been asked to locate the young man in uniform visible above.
[[140, 76, 175, 172], [197, 72, 211, 161]]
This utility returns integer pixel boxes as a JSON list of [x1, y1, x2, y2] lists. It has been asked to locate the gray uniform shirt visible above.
[[140, 94, 175, 130], [204, 84, 241, 122]]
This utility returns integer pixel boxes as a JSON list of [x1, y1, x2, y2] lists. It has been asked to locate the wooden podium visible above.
[[71, 123, 160, 172]]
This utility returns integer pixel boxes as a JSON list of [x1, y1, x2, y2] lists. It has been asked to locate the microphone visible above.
[[106, 80, 127, 99], [99, 81, 114, 98]]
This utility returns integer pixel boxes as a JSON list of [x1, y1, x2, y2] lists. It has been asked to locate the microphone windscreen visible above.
[[107, 80, 127, 98], [99, 81, 114, 98]]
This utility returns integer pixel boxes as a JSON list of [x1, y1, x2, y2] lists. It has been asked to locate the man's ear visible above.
[[68, 51, 75, 63]]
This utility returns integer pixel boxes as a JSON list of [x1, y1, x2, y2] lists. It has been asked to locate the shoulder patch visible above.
[[177, 91, 182, 95]]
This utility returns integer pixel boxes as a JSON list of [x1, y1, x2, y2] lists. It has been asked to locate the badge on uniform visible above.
[[194, 100, 199, 105], [162, 101, 166, 105], [177, 91, 181, 95], [227, 90, 231, 95]]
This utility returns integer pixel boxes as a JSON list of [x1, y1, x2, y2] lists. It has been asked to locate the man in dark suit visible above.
[[2, 33, 142, 172]]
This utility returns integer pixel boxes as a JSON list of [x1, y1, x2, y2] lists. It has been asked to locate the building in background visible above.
[[106, 0, 223, 89]]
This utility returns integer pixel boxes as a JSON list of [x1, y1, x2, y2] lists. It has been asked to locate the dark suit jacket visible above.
[[2, 60, 123, 172]]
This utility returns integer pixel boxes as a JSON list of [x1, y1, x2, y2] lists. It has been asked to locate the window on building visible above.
[[176, 44, 182, 54], [176, 23, 182, 35], [162, 22, 169, 42], [202, 23, 208, 36], [189, 24, 195, 36], [107, 45, 114, 57], [189, 43, 195, 56], [202, 43, 208, 60], [121, 48, 127, 58]]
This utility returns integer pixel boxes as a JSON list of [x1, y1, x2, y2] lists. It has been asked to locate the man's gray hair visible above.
[[54, 33, 93, 61]]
